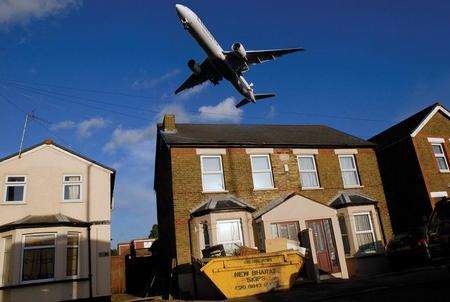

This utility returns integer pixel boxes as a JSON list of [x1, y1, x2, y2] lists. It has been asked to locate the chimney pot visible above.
[[163, 114, 176, 133], [44, 139, 54, 145]]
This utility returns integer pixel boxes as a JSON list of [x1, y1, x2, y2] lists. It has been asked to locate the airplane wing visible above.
[[175, 59, 218, 94], [244, 47, 305, 65], [235, 99, 251, 108]]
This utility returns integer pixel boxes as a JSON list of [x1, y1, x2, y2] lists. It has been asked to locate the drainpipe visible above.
[[87, 224, 93, 299], [375, 206, 387, 245]]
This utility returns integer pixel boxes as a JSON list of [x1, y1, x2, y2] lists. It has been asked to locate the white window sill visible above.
[[21, 278, 55, 285], [301, 187, 324, 191], [343, 185, 364, 189], [439, 170, 450, 173], [61, 200, 83, 203], [202, 190, 229, 194], [2, 201, 26, 205], [253, 187, 277, 191]]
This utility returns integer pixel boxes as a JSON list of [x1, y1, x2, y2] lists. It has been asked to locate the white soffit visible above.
[[411, 105, 450, 138], [427, 137, 445, 143], [196, 148, 226, 155], [245, 148, 274, 154], [292, 149, 318, 155], [334, 149, 358, 155], [430, 191, 448, 198]]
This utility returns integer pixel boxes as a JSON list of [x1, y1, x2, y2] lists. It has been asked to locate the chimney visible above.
[[43, 139, 54, 145], [162, 114, 176, 133]]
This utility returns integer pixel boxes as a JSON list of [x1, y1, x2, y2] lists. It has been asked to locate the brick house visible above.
[[370, 103, 450, 233], [154, 115, 393, 295]]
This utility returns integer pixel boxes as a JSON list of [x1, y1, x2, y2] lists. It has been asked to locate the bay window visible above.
[[200, 155, 225, 192], [22, 233, 56, 282], [250, 155, 274, 189], [66, 232, 80, 276], [216, 220, 243, 254], [353, 213, 376, 254]]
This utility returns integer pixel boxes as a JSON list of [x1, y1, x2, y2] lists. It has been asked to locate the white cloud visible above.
[[131, 69, 180, 90], [77, 117, 108, 137], [103, 124, 154, 153], [51, 117, 108, 138], [198, 97, 243, 123], [0, 0, 81, 26], [175, 82, 209, 100], [50, 120, 75, 131]]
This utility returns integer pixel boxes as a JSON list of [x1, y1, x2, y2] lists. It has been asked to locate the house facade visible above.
[[370, 103, 450, 233], [0, 140, 115, 302], [154, 115, 393, 295]]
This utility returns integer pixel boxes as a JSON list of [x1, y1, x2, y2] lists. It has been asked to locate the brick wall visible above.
[[168, 147, 392, 265]]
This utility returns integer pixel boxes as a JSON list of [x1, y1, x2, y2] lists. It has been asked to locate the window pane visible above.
[[437, 157, 449, 170], [356, 233, 376, 253], [253, 172, 273, 189], [2, 237, 12, 284], [270, 224, 278, 239], [6, 186, 24, 202], [64, 176, 81, 182], [202, 224, 210, 248], [22, 248, 55, 281], [252, 156, 270, 170], [354, 214, 371, 232], [287, 223, 298, 240], [203, 173, 224, 191], [64, 185, 80, 200], [25, 235, 55, 248], [202, 157, 221, 172], [7, 176, 25, 182], [299, 157, 315, 170], [66, 247, 78, 276], [67, 234, 79, 246], [300, 171, 319, 188], [432, 144, 443, 155], [342, 171, 358, 186], [217, 221, 241, 243], [339, 156, 355, 169]]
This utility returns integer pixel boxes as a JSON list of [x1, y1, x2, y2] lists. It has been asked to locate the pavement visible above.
[[111, 265, 450, 302]]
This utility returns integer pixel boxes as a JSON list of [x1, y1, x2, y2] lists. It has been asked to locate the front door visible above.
[[306, 219, 340, 274]]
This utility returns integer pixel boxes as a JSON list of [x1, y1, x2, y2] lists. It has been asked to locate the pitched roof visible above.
[[191, 195, 255, 217], [252, 192, 297, 219], [369, 102, 449, 148], [159, 124, 374, 148], [0, 214, 90, 232], [329, 192, 377, 209]]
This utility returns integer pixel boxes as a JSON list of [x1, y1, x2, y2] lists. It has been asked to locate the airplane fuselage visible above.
[[176, 4, 255, 102]]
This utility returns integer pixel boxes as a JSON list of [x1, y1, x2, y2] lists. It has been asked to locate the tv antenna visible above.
[[18, 111, 36, 158]]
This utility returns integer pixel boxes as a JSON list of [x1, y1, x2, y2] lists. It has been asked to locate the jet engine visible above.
[[188, 59, 201, 74], [231, 42, 247, 60]]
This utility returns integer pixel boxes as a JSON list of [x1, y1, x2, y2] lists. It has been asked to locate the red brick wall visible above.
[[168, 147, 392, 265]]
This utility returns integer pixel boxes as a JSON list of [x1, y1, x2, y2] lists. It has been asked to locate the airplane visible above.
[[174, 4, 304, 108]]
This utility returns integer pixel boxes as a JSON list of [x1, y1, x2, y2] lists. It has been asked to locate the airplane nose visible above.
[[175, 4, 187, 17]]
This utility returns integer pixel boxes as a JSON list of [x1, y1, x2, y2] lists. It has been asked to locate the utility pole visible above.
[[19, 111, 35, 158]]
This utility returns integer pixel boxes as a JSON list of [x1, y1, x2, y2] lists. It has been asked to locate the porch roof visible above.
[[190, 195, 255, 217], [0, 214, 90, 232], [329, 192, 377, 209]]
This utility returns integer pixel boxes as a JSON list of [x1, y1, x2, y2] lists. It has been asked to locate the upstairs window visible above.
[[200, 156, 225, 192], [63, 175, 82, 201], [22, 233, 56, 282], [297, 155, 320, 189], [338, 155, 361, 188], [432, 143, 449, 172], [250, 155, 274, 189], [4, 176, 26, 203]]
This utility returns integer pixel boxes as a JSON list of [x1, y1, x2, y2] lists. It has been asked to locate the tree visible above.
[[149, 224, 158, 239]]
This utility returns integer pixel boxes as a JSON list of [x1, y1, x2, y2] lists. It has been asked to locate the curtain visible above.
[[300, 172, 318, 188], [65, 185, 80, 200], [66, 247, 78, 276], [342, 171, 358, 186], [22, 248, 55, 281]]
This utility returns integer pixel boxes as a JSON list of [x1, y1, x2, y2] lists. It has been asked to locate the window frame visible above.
[[1, 236, 12, 286], [297, 155, 321, 189], [353, 212, 376, 254], [270, 221, 300, 241], [250, 154, 275, 190], [338, 155, 361, 188], [200, 155, 226, 192], [338, 215, 351, 255], [20, 233, 56, 284], [216, 219, 244, 249], [66, 232, 80, 278], [4, 175, 27, 204], [62, 175, 83, 202], [431, 143, 450, 172]]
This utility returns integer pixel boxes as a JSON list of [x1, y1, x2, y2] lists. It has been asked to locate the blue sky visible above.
[[0, 0, 449, 246]]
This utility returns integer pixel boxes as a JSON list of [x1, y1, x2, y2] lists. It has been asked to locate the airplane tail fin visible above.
[[235, 93, 276, 108], [254, 93, 276, 100]]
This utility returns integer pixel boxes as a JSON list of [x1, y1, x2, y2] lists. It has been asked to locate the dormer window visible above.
[[63, 175, 82, 201], [4, 176, 26, 203]]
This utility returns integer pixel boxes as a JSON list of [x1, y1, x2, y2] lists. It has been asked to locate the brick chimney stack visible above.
[[162, 114, 176, 133]]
